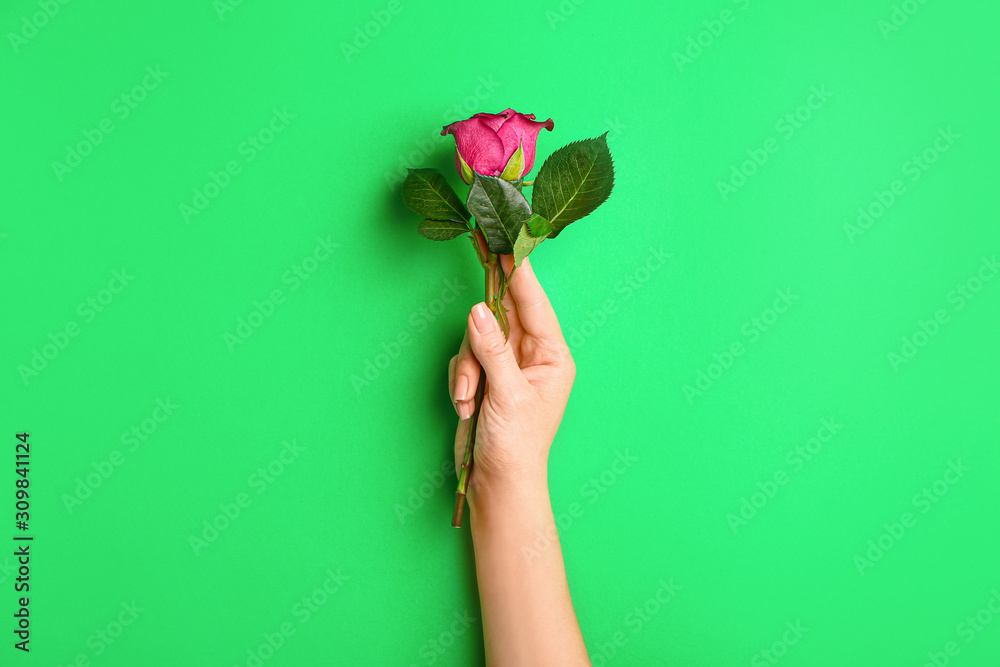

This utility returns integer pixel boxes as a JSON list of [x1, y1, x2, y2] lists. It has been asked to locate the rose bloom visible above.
[[441, 108, 553, 183]]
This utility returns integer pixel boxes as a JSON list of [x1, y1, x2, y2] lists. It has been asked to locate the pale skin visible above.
[[448, 254, 591, 667]]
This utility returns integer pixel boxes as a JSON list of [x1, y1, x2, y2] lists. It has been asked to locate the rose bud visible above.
[[441, 108, 554, 184]]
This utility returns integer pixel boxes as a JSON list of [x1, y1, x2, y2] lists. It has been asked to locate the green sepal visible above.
[[456, 151, 475, 186], [513, 223, 547, 268], [499, 141, 525, 181], [524, 213, 553, 237]]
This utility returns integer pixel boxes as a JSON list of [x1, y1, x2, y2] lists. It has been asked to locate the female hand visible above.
[[447, 254, 576, 504]]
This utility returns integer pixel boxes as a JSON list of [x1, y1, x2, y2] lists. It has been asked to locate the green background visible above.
[[3, 0, 999, 664]]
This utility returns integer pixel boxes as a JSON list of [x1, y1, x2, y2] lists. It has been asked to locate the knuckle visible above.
[[565, 360, 577, 385], [559, 343, 575, 365], [553, 344, 575, 373], [542, 336, 570, 359], [552, 348, 576, 389], [481, 334, 510, 360]]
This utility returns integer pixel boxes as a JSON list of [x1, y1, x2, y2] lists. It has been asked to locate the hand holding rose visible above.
[[401, 107, 614, 526], [448, 255, 575, 505]]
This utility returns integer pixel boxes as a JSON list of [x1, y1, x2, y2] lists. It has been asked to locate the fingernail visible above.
[[458, 401, 472, 421], [455, 375, 468, 402], [473, 303, 495, 334]]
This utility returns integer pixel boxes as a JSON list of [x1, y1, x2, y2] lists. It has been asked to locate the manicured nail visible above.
[[458, 401, 472, 421], [473, 303, 495, 334], [455, 375, 468, 402]]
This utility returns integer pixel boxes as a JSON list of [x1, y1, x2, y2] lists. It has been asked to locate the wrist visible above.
[[467, 466, 549, 517]]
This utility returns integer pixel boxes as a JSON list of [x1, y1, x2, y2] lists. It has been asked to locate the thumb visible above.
[[468, 302, 528, 402]]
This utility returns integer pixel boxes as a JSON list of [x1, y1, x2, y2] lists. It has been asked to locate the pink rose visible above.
[[441, 108, 554, 184]]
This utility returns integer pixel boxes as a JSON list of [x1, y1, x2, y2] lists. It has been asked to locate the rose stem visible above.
[[452, 370, 486, 527], [468, 231, 486, 266], [452, 248, 501, 527]]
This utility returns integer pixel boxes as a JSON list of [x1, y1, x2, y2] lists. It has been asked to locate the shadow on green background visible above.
[[2, 0, 999, 665]]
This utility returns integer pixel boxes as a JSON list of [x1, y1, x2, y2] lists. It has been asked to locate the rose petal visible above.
[[441, 117, 505, 176], [495, 113, 554, 176], [471, 109, 512, 132]]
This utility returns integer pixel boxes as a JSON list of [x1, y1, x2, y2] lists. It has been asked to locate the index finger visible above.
[[501, 254, 565, 344]]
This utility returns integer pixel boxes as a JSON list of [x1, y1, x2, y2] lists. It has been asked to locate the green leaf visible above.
[[500, 141, 525, 181], [531, 133, 615, 238], [524, 213, 553, 237], [402, 168, 470, 225], [466, 174, 531, 254], [512, 223, 547, 268], [417, 218, 468, 241]]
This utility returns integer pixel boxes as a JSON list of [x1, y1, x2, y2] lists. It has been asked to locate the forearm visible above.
[[469, 474, 591, 667]]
